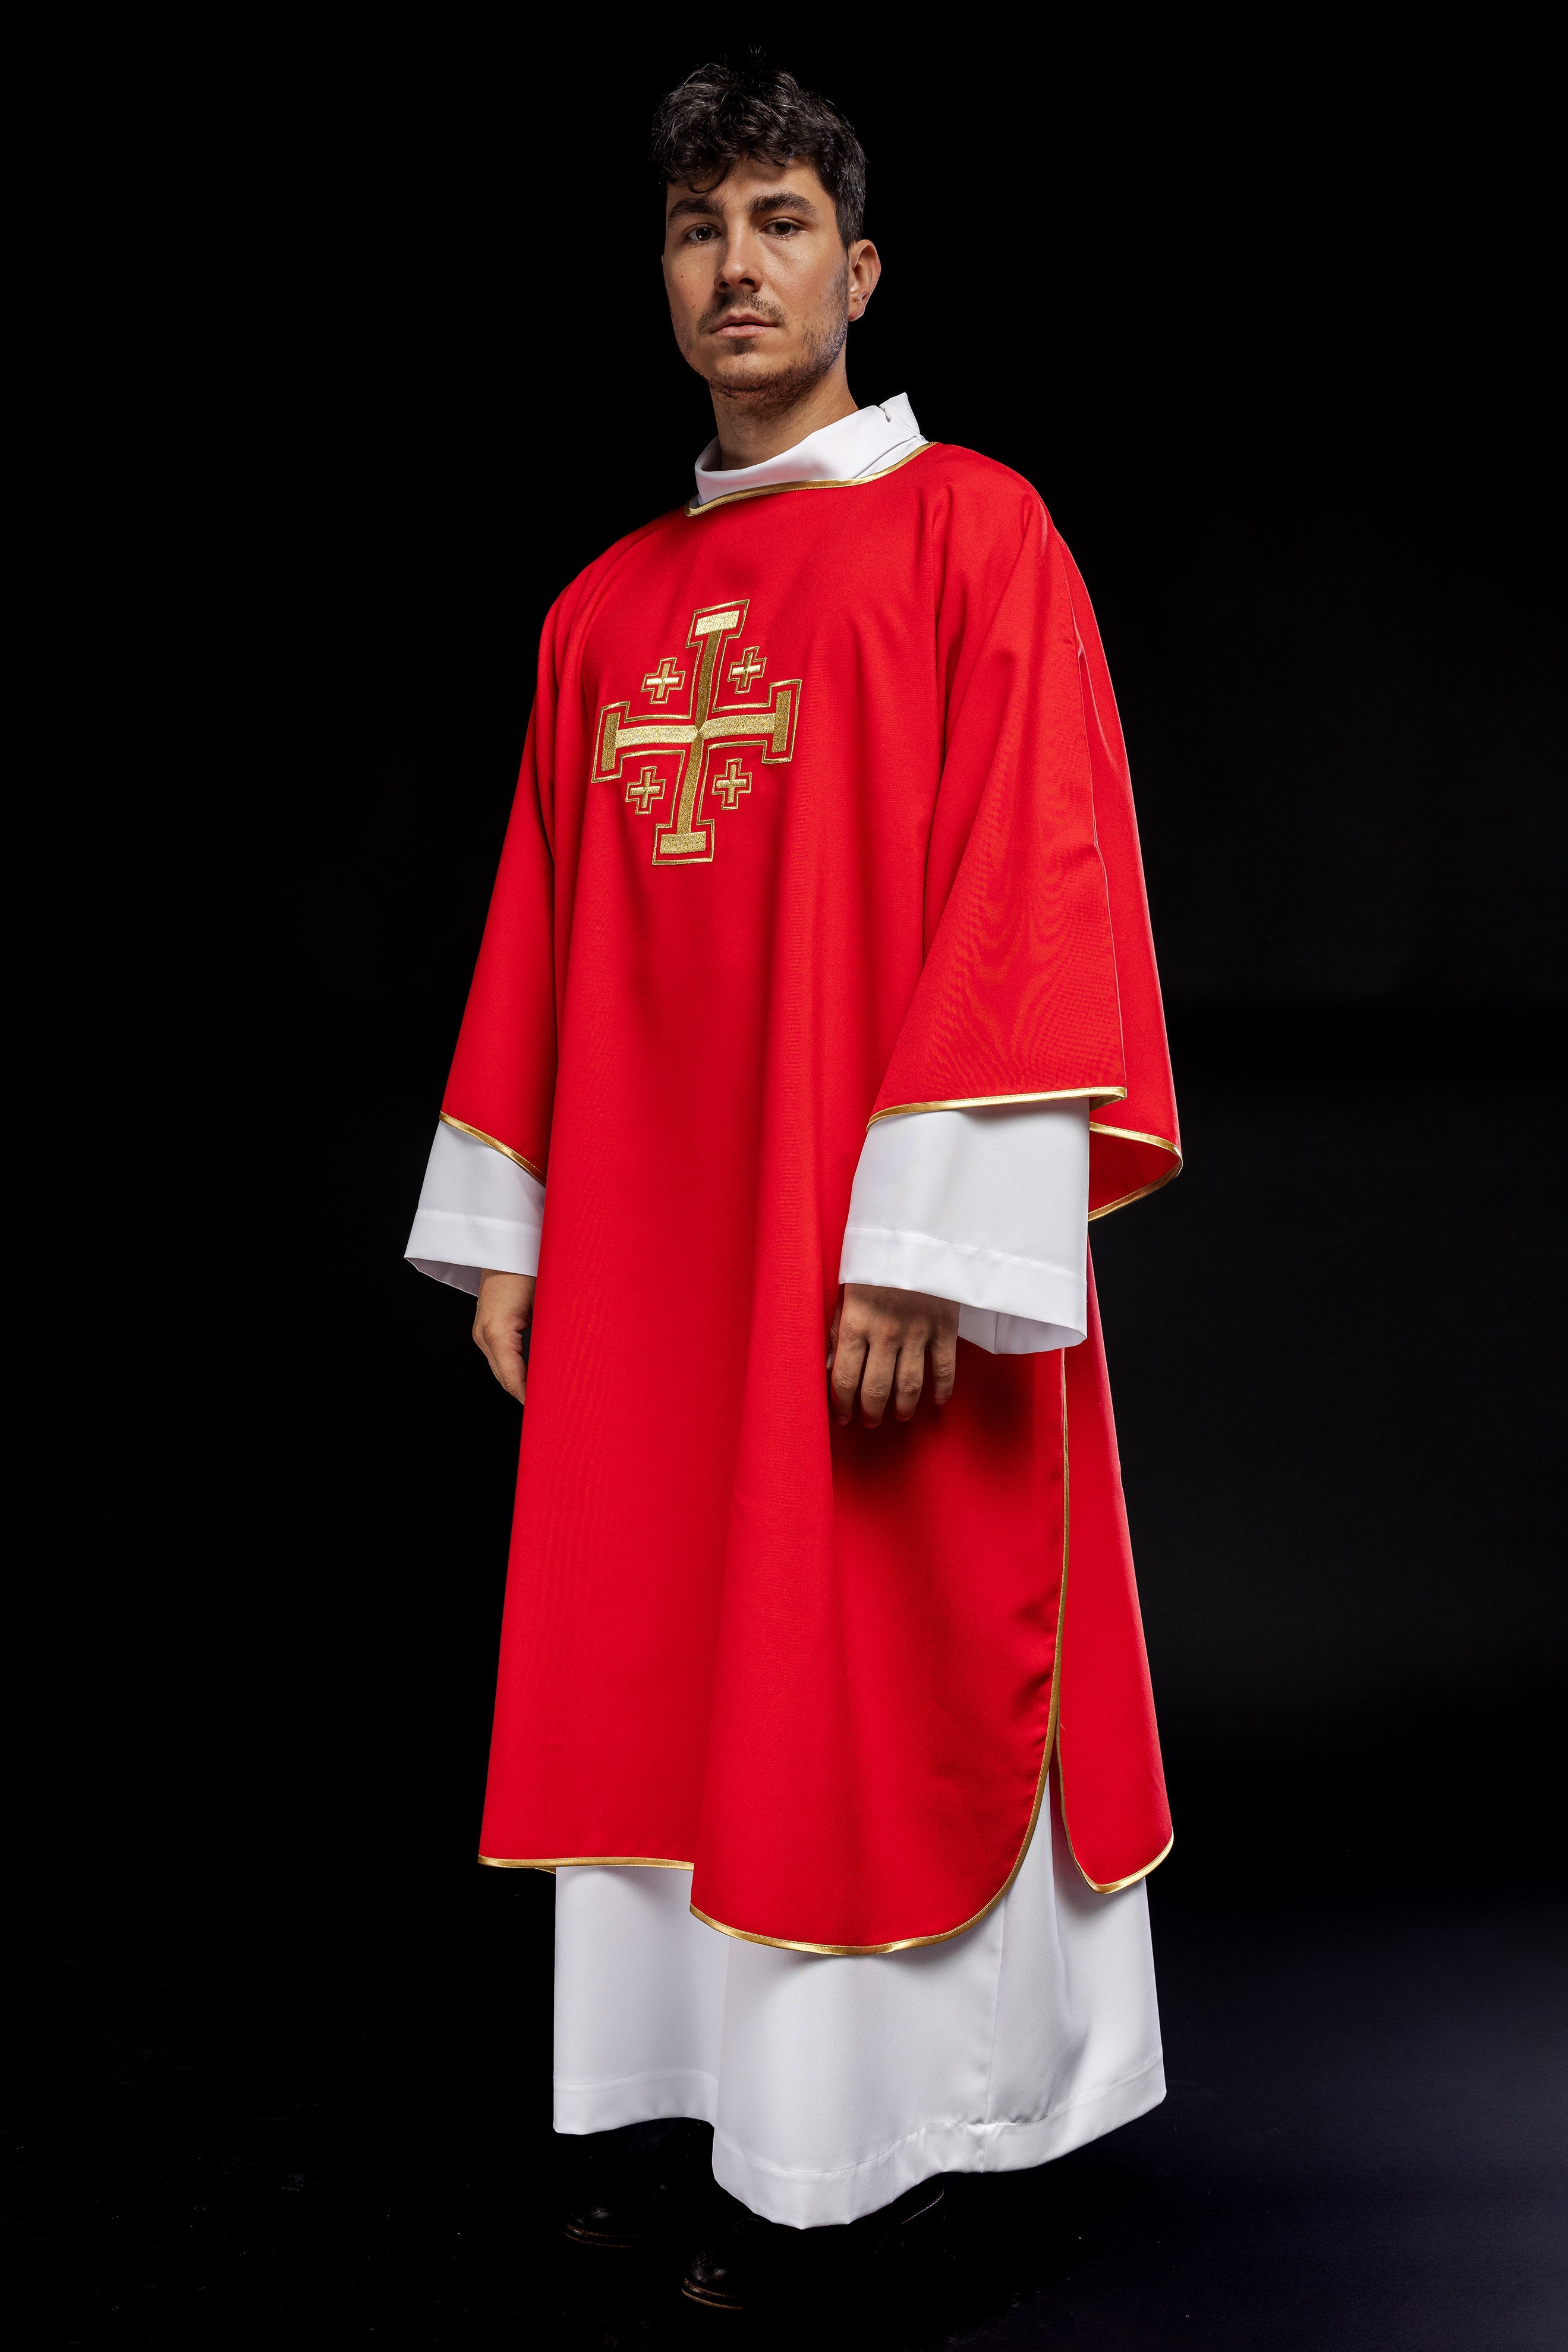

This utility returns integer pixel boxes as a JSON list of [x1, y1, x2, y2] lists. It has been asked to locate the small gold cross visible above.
[[709, 755, 752, 811], [728, 645, 766, 693], [625, 765, 665, 814], [642, 656, 686, 704]]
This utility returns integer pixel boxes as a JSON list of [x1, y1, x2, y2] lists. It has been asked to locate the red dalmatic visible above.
[[445, 446, 1180, 1950]]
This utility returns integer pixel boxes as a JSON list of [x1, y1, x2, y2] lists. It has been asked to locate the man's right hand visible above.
[[473, 1270, 536, 1403]]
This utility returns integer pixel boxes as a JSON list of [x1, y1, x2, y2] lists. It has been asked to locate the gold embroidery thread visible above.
[[624, 764, 665, 815], [594, 599, 801, 865]]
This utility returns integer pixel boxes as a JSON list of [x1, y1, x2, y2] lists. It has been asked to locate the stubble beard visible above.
[[705, 281, 849, 418]]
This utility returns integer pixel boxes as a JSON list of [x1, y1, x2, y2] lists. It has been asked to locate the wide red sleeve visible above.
[[439, 615, 562, 1182], [1056, 539, 1182, 1217], [870, 495, 1128, 1123]]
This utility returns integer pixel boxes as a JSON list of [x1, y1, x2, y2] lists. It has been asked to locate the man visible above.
[[407, 59, 1180, 2311]]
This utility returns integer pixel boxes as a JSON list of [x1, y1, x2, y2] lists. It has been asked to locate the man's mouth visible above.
[[711, 314, 778, 338]]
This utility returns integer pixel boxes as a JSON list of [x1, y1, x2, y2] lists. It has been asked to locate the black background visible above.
[[9, 30, 1564, 2348]]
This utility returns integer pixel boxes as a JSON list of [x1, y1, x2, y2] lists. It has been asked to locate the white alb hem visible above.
[[955, 1305, 1081, 1355], [405, 1123, 544, 1288], [839, 1221, 1086, 1351], [550, 1779, 1163, 2232], [405, 1205, 541, 1289], [407, 1258, 484, 1294], [711, 2054, 1167, 2229], [553, 2043, 1166, 2230], [555, 2066, 719, 2135]]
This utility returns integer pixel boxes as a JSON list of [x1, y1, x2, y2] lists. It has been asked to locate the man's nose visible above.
[[714, 229, 761, 291]]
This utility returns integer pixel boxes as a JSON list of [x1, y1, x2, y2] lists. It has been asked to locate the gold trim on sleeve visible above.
[[1085, 1123, 1183, 1221], [439, 1113, 545, 1182], [685, 442, 933, 518], [688, 1356, 1073, 1956], [868, 1085, 1126, 1128], [477, 1854, 694, 1874]]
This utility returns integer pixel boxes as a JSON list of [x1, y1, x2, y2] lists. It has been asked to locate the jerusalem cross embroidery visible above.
[[593, 599, 801, 865]]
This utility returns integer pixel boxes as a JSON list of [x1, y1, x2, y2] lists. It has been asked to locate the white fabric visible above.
[[692, 392, 924, 505], [407, 1105, 1086, 1356], [840, 1103, 1089, 1355], [405, 1120, 543, 1294], [553, 1772, 1163, 2228]]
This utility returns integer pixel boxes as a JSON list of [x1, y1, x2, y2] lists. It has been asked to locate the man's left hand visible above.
[[827, 1285, 959, 1428]]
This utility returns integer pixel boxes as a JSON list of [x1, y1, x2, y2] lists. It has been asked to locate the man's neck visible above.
[[708, 367, 859, 471]]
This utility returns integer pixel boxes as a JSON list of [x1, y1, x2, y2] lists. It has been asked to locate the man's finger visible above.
[[858, 1335, 899, 1428], [892, 1336, 927, 1421], [487, 1338, 527, 1405], [929, 1331, 958, 1406], [494, 1337, 528, 1403], [473, 1315, 528, 1403], [830, 1328, 867, 1425]]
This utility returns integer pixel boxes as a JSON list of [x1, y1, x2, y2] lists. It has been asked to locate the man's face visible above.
[[662, 156, 879, 411]]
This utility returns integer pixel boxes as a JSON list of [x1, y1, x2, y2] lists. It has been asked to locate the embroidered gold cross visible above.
[[625, 766, 664, 814], [642, 656, 685, 704], [709, 756, 752, 810], [594, 599, 801, 865], [728, 645, 765, 692]]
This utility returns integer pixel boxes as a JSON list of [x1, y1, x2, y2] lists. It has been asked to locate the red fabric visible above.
[[1056, 544, 1182, 1216], [449, 447, 1176, 1945], [1059, 1262, 1173, 1887]]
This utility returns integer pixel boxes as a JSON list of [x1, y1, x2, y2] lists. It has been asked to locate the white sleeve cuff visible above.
[[405, 1121, 544, 1293], [838, 1104, 1090, 1354]]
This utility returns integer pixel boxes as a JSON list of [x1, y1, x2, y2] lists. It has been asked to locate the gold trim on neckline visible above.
[[1085, 1122, 1183, 1221], [685, 441, 933, 518], [687, 1355, 1072, 1956], [440, 1112, 545, 1182], [869, 1085, 1126, 1128]]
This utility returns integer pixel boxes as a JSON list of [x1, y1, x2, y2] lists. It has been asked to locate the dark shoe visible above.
[[563, 2117, 712, 2250], [682, 2177, 946, 2311]]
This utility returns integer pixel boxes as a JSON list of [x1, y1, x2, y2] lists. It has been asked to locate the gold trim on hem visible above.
[[1085, 1123, 1183, 1221], [868, 1085, 1126, 1128], [439, 1113, 545, 1182], [477, 1854, 694, 1874], [685, 442, 933, 518], [687, 1358, 1072, 1957], [1085, 1831, 1175, 1894], [1056, 1786, 1174, 1894]]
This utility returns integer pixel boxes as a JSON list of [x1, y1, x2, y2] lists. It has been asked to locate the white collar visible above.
[[691, 393, 924, 507]]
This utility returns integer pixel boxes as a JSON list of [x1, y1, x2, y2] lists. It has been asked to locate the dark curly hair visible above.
[[650, 56, 867, 247]]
